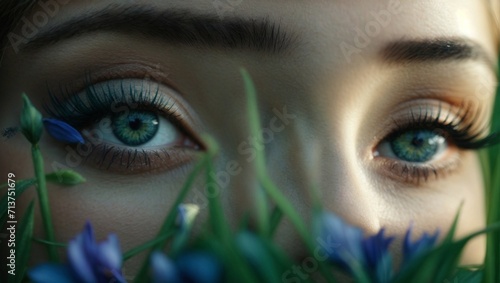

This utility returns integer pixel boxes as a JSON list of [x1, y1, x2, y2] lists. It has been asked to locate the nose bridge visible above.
[[262, 113, 382, 234]]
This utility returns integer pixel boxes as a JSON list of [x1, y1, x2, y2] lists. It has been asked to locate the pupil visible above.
[[411, 135, 425, 147], [112, 110, 160, 146], [390, 130, 441, 163], [129, 118, 143, 131]]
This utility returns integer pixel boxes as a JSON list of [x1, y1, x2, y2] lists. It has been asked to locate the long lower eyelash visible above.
[[392, 102, 500, 150], [43, 77, 178, 129], [384, 155, 461, 185]]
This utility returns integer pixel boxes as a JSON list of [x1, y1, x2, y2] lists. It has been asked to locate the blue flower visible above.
[[315, 212, 366, 270], [402, 224, 439, 265], [316, 212, 396, 282], [362, 228, 394, 283], [151, 252, 182, 283], [29, 222, 125, 283], [151, 251, 222, 283], [43, 118, 84, 144]]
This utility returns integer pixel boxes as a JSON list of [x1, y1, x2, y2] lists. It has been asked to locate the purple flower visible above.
[[151, 251, 222, 283], [29, 222, 125, 283], [403, 224, 440, 265], [362, 228, 394, 283], [43, 118, 84, 144]]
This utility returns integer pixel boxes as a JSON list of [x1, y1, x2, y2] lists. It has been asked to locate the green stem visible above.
[[31, 144, 59, 262]]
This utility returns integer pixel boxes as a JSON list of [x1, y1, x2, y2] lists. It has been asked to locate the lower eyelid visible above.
[[80, 143, 200, 174], [372, 147, 462, 186]]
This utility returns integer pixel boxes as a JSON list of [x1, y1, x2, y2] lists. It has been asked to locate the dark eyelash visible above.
[[388, 102, 500, 150], [43, 77, 179, 129]]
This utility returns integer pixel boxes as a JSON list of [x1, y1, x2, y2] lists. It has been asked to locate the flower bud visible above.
[[46, 170, 86, 186], [20, 94, 43, 144], [43, 118, 84, 144], [176, 204, 200, 230]]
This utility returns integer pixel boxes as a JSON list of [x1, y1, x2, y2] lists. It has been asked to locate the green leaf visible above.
[[7, 201, 35, 283], [20, 94, 43, 145]]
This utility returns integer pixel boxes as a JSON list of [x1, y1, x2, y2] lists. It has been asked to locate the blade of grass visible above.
[[484, 147, 500, 283], [241, 69, 337, 283], [133, 154, 208, 283], [242, 68, 271, 237], [32, 238, 67, 248], [269, 206, 283, 237], [124, 231, 175, 261], [204, 136, 231, 240], [397, 222, 500, 283], [484, 58, 500, 283]]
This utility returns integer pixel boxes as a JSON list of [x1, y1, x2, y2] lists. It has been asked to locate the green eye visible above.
[[112, 110, 160, 146], [388, 130, 446, 163]]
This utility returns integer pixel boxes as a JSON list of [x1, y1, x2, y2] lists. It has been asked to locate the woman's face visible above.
[[0, 0, 498, 278]]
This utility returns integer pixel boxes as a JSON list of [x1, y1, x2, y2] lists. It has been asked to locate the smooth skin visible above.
[[0, 0, 498, 280]]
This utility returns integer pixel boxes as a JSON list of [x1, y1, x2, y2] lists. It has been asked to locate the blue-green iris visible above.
[[390, 130, 442, 163], [112, 110, 159, 146]]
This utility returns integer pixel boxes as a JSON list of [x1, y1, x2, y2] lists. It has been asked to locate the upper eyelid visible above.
[[44, 79, 179, 126], [44, 77, 207, 149], [371, 100, 495, 151]]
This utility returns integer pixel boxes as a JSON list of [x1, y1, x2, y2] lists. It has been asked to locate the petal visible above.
[[316, 212, 365, 268], [96, 234, 123, 271], [403, 224, 440, 264], [43, 118, 84, 144], [29, 263, 76, 283], [67, 235, 97, 283], [176, 252, 223, 283], [150, 252, 181, 283], [362, 229, 394, 282], [362, 228, 394, 269]]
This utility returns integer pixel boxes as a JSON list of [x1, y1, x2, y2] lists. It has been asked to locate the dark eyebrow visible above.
[[20, 5, 294, 54], [381, 38, 497, 71]]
